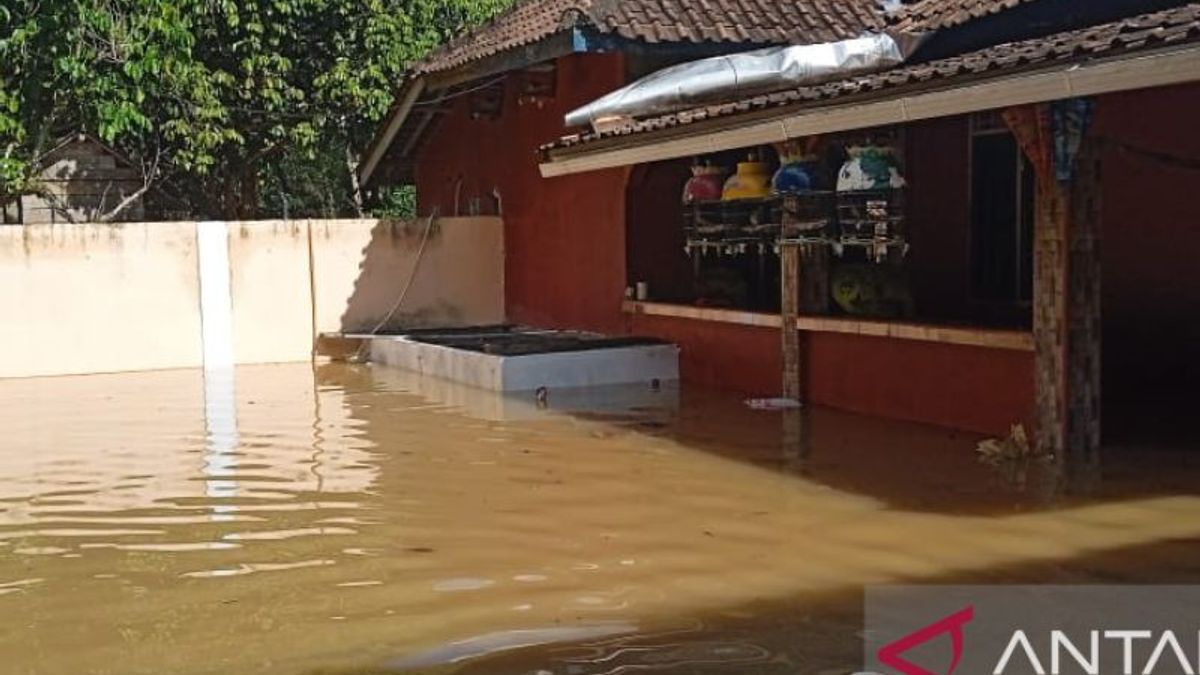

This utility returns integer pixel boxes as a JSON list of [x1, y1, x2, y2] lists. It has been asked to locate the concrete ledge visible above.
[[623, 300, 1034, 352], [363, 334, 679, 391], [366, 366, 681, 422]]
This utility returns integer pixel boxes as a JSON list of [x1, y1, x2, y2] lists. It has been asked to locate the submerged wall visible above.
[[0, 217, 504, 378], [628, 312, 1033, 435]]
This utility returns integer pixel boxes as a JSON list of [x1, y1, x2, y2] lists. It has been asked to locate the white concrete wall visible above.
[[308, 218, 505, 335], [228, 220, 317, 366], [0, 217, 504, 378], [0, 222, 204, 377], [368, 336, 679, 392]]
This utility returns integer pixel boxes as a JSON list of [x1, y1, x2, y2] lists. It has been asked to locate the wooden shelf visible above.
[[622, 301, 1033, 352], [623, 300, 783, 328], [793, 314, 1033, 351]]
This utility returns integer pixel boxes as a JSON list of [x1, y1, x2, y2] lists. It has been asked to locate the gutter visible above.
[[539, 43, 1200, 178]]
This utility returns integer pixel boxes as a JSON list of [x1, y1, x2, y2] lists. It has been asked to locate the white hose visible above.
[[367, 212, 438, 336]]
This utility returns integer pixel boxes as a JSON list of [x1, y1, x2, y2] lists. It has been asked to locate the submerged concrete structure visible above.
[[365, 330, 679, 392]]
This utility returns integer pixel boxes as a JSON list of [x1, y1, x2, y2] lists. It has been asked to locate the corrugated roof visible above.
[[414, 0, 886, 75], [544, 3, 1200, 154]]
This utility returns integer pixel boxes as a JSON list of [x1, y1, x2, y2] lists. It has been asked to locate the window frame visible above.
[[966, 112, 1035, 307]]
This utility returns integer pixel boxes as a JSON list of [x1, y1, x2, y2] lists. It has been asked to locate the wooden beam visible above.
[[781, 243, 802, 401], [1034, 172, 1069, 458], [1065, 138, 1103, 487], [621, 300, 1035, 350], [793, 315, 1034, 351], [399, 109, 438, 158], [358, 78, 426, 187], [621, 300, 783, 327]]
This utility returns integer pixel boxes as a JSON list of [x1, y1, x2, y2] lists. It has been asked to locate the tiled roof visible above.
[[545, 3, 1200, 153], [888, 0, 1033, 31], [414, 0, 886, 75]]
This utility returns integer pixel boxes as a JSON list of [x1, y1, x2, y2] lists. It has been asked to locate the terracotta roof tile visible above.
[[414, 0, 886, 75], [889, 0, 1032, 31], [544, 3, 1200, 153]]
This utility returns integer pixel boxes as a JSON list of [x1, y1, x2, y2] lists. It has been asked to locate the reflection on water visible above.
[[0, 363, 1198, 675], [204, 366, 240, 517]]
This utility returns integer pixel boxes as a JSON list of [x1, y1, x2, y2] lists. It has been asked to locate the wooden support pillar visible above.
[[1033, 177, 1068, 456], [781, 243, 802, 401], [1033, 138, 1102, 488], [781, 407, 810, 472], [1065, 139, 1103, 486], [780, 242, 811, 470]]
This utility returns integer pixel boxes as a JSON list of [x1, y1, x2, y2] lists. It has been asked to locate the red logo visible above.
[[877, 606, 975, 675]]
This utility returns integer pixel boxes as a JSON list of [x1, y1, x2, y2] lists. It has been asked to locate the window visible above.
[[970, 113, 1034, 303]]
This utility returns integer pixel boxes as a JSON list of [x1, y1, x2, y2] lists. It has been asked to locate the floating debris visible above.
[[745, 398, 802, 410], [975, 425, 1049, 465]]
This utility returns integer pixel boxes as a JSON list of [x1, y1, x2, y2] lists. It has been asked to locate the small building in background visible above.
[[4, 134, 146, 225]]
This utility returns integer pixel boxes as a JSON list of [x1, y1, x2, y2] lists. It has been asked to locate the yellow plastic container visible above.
[[721, 161, 772, 201]]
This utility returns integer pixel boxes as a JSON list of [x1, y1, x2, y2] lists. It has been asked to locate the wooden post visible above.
[[1033, 138, 1101, 490], [1033, 176, 1068, 457], [781, 243, 802, 400], [781, 407, 809, 472], [1065, 139, 1102, 488], [780, 242, 809, 469]]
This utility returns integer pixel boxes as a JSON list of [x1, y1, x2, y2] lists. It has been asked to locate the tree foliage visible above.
[[0, 0, 511, 219]]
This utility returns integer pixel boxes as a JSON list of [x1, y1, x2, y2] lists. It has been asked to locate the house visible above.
[[358, 0, 889, 344], [361, 0, 1200, 469], [3, 134, 148, 225]]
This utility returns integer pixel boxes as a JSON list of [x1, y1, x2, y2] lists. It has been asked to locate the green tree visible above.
[[0, 0, 512, 220], [2, 0, 229, 218]]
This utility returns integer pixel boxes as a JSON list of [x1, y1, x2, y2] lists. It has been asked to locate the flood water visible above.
[[2, 362, 1199, 675]]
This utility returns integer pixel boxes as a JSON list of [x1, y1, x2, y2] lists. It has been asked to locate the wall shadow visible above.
[[320, 217, 505, 336]]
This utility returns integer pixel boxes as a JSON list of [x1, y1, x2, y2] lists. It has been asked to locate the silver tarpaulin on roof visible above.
[[565, 33, 926, 131]]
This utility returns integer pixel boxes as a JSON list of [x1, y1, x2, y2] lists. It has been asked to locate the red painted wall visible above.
[[626, 314, 783, 395], [416, 53, 629, 334], [1093, 84, 1200, 401], [628, 311, 1034, 435], [807, 333, 1034, 434]]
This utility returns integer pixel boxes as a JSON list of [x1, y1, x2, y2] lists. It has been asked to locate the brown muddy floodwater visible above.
[[2, 363, 1199, 675]]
